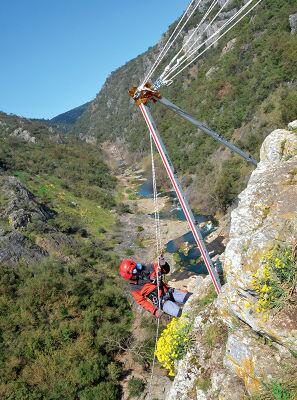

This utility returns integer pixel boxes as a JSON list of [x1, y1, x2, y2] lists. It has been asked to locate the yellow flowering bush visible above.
[[155, 317, 191, 376], [252, 245, 297, 312]]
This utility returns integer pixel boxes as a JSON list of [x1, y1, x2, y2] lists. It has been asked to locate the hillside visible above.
[[0, 113, 132, 400], [73, 0, 297, 213], [49, 101, 91, 132], [32, 101, 92, 133], [0, 111, 59, 143]]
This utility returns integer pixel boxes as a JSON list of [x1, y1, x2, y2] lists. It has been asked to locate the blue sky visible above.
[[0, 0, 189, 119]]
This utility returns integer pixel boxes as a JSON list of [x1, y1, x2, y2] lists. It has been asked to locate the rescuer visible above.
[[119, 255, 192, 318]]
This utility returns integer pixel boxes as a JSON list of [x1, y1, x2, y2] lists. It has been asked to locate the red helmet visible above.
[[119, 259, 137, 281]]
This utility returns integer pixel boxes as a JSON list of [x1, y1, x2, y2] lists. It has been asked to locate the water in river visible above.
[[138, 179, 216, 274]]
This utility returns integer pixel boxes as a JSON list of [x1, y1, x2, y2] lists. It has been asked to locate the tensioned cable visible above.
[[162, 0, 262, 83], [162, 0, 257, 82], [147, 133, 162, 400], [141, 0, 201, 88], [141, 0, 196, 87], [173, 0, 231, 66], [178, 0, 255, 63], [159, 0, 219, 80]]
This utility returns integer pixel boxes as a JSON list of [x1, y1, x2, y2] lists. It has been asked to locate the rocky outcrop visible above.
[[220, 126, 297, 351], [0, 176, 53, 228], [289, 13, 297, 34], [0, 230, 47, 265], [167, 123, 297, 399], [10, 127, 36, 143], [288, 120, 297, 131], [0, 176, 77, 265]]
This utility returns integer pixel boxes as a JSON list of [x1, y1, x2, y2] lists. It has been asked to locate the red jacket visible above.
[[129, 262, 170, 316]]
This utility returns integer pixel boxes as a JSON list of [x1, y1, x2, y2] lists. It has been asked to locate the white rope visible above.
[[159, 0, 219, 82], [162, 0, 262, 83], [147, 132, 162, 400], [178, 0, 231, 62], [162, 0, 257, 82], [178, 0, 255, 63], [141, 0, 201, 88]]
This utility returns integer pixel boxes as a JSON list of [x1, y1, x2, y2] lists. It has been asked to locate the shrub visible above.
[[107, 362, 122, 382], [128, 378, 146, 398], [79, 382, 119, 400], [125, 248, 135, 257], [252, 245, 297, 312], [155, 317, 191, 376]]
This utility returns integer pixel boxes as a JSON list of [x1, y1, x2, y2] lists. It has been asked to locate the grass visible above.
[[14, 172, 115, 237], [191, 286, 217, 316], [125, 248, 135, 257], [196, 377, 211, 392], [204, 322, 228, 349], [128, 193, 138, 201], [250, 381, 297, 400]]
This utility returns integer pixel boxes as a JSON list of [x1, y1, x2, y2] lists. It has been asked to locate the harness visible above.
[[148, 286, 173, 308], [130, 268, 170, 308]]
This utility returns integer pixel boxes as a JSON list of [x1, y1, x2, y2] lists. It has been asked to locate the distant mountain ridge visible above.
[[31, 101, 92, 133], [51, 101, 91, 125]]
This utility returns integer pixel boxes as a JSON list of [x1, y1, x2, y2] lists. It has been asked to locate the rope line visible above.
[[141, 0, 201, 88], [165, 0, 262, 82], [176, 0, 230, 64], [147, 132, 162, 400], [159, 0, 219, 82], [161, 0, 257, 81]]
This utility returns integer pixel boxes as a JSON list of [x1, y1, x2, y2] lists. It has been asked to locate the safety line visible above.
[[175, 0, 231, 66], [141, 0, 199, 87], [139, 103, 221, 294], [147, 132, 162, 400], [159, 0, 220, 80], [163, 0, 262, 83]]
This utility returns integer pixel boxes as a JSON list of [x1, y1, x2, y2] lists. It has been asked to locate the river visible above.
[[138, 178, 216, 274]]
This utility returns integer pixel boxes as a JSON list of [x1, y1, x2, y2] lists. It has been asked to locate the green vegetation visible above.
[[0, 259, 132, 399], [251, 380, 297, 400], [128, 377, 146, 398], [203, 322, 228, 349], [0, 134, 117, 237], [191, 286, 217, 315], [252, 245, 297, 312], [196, 377, 212, 392]]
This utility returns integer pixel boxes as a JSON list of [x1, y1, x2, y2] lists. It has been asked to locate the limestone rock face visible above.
[[167, 124, 297, 399], [183, 2, 238, 52], [220, 127, 297, 351], [288, 120, 297, 131], [0, 176, 78, 265], [223, 324, 294, 395], [0, 230, 47, 265], [167, 277, 246, 400], [10, 127, 36, 143]]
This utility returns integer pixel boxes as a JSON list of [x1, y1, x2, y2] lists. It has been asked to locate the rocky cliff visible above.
[[166, 122, 297, 399]]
